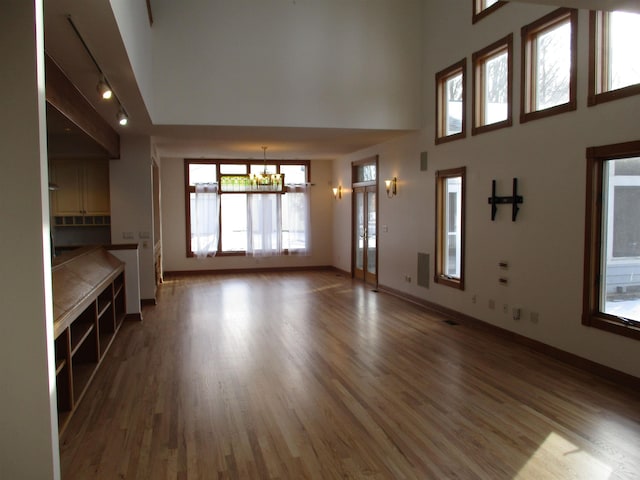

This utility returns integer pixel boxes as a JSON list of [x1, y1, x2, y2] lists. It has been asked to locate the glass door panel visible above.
[[352, 186, 377, 285], [354, 190, 365, 279], [366, 190, 377, 281]]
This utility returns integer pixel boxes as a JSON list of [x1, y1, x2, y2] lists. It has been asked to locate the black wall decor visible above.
[[488, 178, 523, 221]]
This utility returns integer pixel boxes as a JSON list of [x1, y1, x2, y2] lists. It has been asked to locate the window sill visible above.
[[435, 132, 466, 145], [435, 275, 464, 290], [588, 83, 640, 107], [520, 100, 576, 124], [582, 313, 640, 341], [472, 118, 512, 136]]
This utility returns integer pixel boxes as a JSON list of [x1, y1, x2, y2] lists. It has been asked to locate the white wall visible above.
[[150, 0, 422, 130], [108, 248, 142, 316], [0, 1, 60, 477], [110, 135, 156, 301], [333, 2, 640, 379], [161, 158, 333, 272], [109, 0, 154, 118]]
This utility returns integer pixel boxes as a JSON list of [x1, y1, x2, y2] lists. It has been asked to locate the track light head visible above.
[[117, 108, 128, 126], [97, 78, 112, 100]]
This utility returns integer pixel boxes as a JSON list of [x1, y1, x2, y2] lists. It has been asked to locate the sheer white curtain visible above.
[[192, 183, 219, 257], [282, 185, 310, 254], [247, 194, 282, 256]]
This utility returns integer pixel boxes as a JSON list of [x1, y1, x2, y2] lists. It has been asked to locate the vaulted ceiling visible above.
[[44, 0, 638, 161]]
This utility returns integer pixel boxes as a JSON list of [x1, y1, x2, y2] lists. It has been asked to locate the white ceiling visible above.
[[43, 0, 638, 160]]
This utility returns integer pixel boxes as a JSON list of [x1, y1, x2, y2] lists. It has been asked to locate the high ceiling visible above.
[[43, 0, 638, 161], [44, 0, 415, 160]]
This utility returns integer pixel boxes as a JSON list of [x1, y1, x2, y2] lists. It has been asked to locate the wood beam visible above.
[[45, 53, 120, 159]]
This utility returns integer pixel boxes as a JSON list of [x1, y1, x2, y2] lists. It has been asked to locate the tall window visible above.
[[435, 167, 466, 290], [521, 8, 577, 123], [589, 10, 640, 106], [472, 34, 513, 135], [584, 140, 640, 341], [472, 0, 506, 24], [436, 59, 466, 144], [184, 159, 310, 257]]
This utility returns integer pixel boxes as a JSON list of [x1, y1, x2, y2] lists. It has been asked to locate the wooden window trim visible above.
[[472, 0, 507, 24], [472, 34, 513, 136], [583, 140, 640, 341], [435, 59, 467, 145], [184, 158, 311, 258], [588, 11, 640, 107], [435, 167, 466, 290], [520, 8, 578, 124]]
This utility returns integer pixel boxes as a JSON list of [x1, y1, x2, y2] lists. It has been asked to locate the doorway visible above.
[[352, 157, 378, 286]]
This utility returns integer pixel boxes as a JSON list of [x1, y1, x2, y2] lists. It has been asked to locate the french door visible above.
[[353, 185, 377, 285]]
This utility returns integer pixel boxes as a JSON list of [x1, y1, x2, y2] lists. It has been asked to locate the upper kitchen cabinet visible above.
[[51, 158, 110, 219]]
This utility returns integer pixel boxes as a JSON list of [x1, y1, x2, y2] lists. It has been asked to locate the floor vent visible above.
[[443, 319, 459, 326]]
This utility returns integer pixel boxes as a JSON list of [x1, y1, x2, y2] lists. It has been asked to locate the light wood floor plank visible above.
[[60, 271, 640, 479]]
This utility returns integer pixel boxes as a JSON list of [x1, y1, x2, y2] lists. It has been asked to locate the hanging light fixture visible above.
[[250, 146, 282, 190]]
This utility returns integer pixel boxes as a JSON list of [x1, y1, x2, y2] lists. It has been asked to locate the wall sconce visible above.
[[385, 177, 397, 198], [332, 185, 342, 199]]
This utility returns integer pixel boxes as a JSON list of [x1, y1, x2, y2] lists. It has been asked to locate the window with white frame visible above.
[[520, 8, 577, 123], [589, 10, 640, 106], [185, 159, 310, 257]]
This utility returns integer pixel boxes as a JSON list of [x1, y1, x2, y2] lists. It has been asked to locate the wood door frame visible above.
[[351, 156, 379, 286]]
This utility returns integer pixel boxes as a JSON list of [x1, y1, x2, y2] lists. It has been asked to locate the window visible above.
[[472, 0, 506, 24], [435, 167, 466, 290], [584, 140, 640, 341], [472, 34, 513, 135], [520, 8, 577, 123], [184, 159, 310, 257], [436, 59, 466, 144], [589, 10, 640, 106]]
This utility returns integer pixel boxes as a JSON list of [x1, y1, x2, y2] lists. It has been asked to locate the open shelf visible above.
[[52, 246, 127, 437], [71, 361, 97, 405], [97, 287, 113, 319]]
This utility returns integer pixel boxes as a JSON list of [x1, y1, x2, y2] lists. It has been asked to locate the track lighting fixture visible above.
[[117, 108, 128, 126], [97, 78, 112, 100], [68, 16, 129, 127]]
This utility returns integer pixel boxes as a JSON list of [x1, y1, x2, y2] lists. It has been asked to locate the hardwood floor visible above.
[[59, 270, 640, 479]]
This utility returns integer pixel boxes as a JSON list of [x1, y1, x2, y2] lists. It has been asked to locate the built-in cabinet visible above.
[[50, 158, 110, 226], [52, 246, 126, 435]]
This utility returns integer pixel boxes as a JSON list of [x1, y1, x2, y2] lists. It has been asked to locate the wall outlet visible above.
[[512, 307, 521, 320], [472, 294, 477, 304], [503, 304, 508, 314], [404, 274, 412, 283], [122, 232, 134, 239]]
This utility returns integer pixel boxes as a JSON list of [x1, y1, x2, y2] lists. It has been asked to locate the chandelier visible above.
[[250, 146, 282, 189]]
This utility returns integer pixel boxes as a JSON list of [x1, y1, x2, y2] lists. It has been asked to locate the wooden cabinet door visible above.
[[83, 160, 110, 215], [51, 159, 110, 216], [51, 159, 84, 215]]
